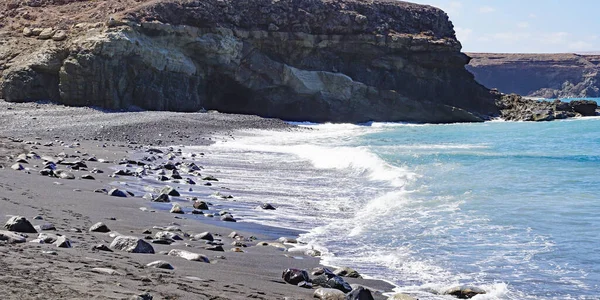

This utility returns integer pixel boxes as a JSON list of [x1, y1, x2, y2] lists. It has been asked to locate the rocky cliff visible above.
[[0, 0, 499, 123], [467, 53, 600, 98]]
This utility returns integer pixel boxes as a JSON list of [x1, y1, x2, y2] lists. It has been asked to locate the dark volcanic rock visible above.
[[4, 216, 37, 233], [495, 93, 597, 121], [282, 268, 310, 285], [444, 285, 486, 299], [0, 0, 499, 124], [346, 286, 375, 300]]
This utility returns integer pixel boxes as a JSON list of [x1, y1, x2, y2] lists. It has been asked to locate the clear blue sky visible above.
[[410, 0, 600, 53]]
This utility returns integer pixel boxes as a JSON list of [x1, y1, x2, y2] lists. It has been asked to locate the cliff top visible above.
[[467, 52, 600, 68], [0, 0, 456, 39]]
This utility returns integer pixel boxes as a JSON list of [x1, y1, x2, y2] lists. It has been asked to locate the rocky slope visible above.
[[467, 53, 600, 98], [0, 0, 499, 123]]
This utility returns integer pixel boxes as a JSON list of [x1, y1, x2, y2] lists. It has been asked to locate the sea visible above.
[[171, 103, 600, 299]]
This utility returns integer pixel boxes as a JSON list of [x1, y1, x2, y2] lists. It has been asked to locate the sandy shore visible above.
[[0, 101, 396, 299]]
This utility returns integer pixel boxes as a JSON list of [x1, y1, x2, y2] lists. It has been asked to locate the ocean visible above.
[[178, 114, 600, 299]]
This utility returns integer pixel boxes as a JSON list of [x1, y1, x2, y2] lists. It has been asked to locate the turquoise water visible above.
[[181, 114, 600, 299]]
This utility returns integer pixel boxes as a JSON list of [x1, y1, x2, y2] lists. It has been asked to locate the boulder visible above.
[[570, 100, 598, 116], [109, 236, 155, 253], [38, 28, 55, 40], [54, 169, 75, 179], [220, 214, 236, 222], [170, 203, 184, 214], [312, 273, 352, 293], [54, 236, 72, 248], [444, 286, 486, 299], [193, 201, 209, 210], [194, 232, 214, 241], [161, 186, 180, 196], [108, 188, 128, 197], [0, 230, 27, 243], [4, 216, 37, 233], [154, 231, 183, 241], [92, 244, 113, 252], [89, 222, 111, 233], [281, 268, 310, 285], [11, 163, 24, 170], [152, 193, 170, 202], [261, 203, 276, 210], [147, 260, 174, 270], [333, 267, 361, 278], [346, 286, 374, 300], [313, 288, 345, 300], [167, 249, 210, 263]]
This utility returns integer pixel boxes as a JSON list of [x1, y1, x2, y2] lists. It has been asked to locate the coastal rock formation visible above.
[[467, 53, 600, 98], [0, 0, 499, 123], [496, 93, 598, 121]]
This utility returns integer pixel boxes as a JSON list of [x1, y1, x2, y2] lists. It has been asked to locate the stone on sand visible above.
[[54, 169, 75, 179], [11, 163, 24, 170], [193, 201, 209, 210], [89, 222, 111, 233], [161, 186, 180, 196], [167, 249, 210, 263], [333, 266, 361, 278], [313, 288, 345, 300], [108, 188, 128, 197], [154, 231, 182, 241], [0, 230, 27, 243], [170, 203, 184, 214], [152, 193, 170, 202], [109, 236, 155, 253], [54, 235, 72, 248], [282, 268, 310, 285], [5, 216, 37, 233], [387, 294, 417, 300], [194, 232, 214, 241], [91, 267, 124, 276], [346, 286, 374, 300], [147, 260, 174, 270]]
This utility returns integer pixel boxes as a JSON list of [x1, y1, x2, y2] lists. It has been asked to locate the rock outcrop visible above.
[[496, 93, 598, 121], [0, 0, 499, 123], [467, 53, 600, 98]]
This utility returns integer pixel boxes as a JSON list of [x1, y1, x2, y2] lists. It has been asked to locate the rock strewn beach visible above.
[[0, 100, 411, 300]]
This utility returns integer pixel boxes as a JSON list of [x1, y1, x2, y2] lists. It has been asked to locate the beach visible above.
[[0, 100, 395, 300]]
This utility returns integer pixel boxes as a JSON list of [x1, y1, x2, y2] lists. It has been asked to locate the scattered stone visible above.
[[346, 286, 374, 300], [231, 247, 244, 252], [193, 201, 209, 210], [282, 268, 310, 285], [33, 215, 43, 220], [306, 249, 322, 257], [312, 272, 352, 293], [161, 186, 180, 196], [11, 163, 24, 171], [23, 27, 33, 37], [154, 231, 182, 241], [167, 249, 210, 263], [54, 236, 72, 248], [146, 260, 174, 270], [34, 223, 56, 231], [278, 237, 297, 244], [202, 175, 218, 181], [220, 214, 236, 222], [152, 193, 170, 203], [38, 28, 55, 40], [81, 174, 95, 180], [108, 188, 128, 197], [109, 236, 155, 253], [191, 209, 203, 214], [54, 169, 75, 179], [184, 178, 196, 185], [298, 281, 313, 289], [91, 268, 123, 276], [333, 266, 361, 278], [170, 203, 184, 214], [194, 232, 214, 241], [42, 250, 58, 255], [228, 231, 240, 239], [89, 222, 111, 233], [313, 288, 345, 300], [129, 292, 153, 300], [4, 216, 37, 233], [444, 286, 486, 299], [94, 188, 108, 194], [0, 230, 26, 243], [262, 203, 276, 210], [92, 244, 113, 252], [205, 245, 224, 252]]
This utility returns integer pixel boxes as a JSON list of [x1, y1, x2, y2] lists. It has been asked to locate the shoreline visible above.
[[0, 100, 397, 299]]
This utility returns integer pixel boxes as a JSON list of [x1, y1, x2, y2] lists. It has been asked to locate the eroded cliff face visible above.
[[467, 53, 600, 98], [0, 0, 499, 123]]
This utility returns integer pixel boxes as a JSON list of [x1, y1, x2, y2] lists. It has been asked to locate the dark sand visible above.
[[0, 101, 396, 299]]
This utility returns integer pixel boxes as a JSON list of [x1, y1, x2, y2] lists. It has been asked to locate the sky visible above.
[[409, 0, 600, 53]]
